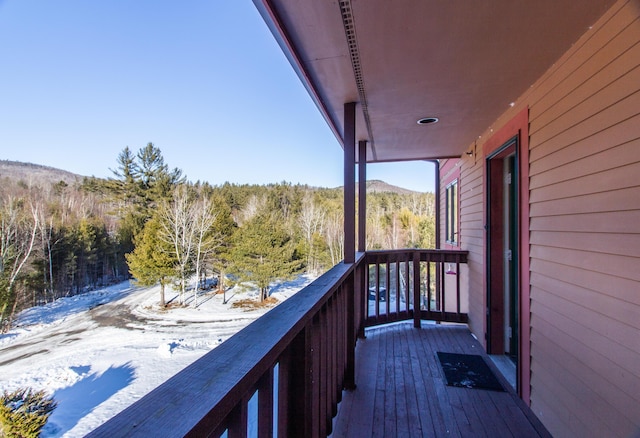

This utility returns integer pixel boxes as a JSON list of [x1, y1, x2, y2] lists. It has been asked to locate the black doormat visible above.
[[437, 352, 505, 391]]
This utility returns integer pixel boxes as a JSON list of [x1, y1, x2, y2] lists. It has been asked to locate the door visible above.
[[486, 138, 519, 367]]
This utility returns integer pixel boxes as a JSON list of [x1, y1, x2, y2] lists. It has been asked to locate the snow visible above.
[[0, 275, 316, 437]]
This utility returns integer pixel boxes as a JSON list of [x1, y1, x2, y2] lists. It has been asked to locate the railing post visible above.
[[227, 399, 248, 438], [309, 319, 320, 438], [359, 259, 367, 338], [426, 259, 432, 312], [345, 273, 356, 390], [456, 257, 461, 316], [413, 251, 421, 328], [404, 257, 410, 317], [279, 329, 309, 437], [257, 369, 274, 438], [440, 258, 446, 320]]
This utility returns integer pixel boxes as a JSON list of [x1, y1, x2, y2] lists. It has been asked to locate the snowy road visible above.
[[0, 277, 312, 437]]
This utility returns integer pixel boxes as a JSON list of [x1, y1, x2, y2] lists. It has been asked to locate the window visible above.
[[446, 179, 459, 245]]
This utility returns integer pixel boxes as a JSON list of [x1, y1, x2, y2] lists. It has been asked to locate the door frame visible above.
[[481, 108, 531, 402], [486, 137, 519, 361]]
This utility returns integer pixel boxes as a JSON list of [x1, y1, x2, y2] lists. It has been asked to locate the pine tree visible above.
[[229, 211, 302, 302], [126, 216, 176, 307], [0, 388, 57, 438], [108, 144, 185, 257]]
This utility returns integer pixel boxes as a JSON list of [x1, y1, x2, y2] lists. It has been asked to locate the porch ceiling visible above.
[[253, 0, 616, 162]]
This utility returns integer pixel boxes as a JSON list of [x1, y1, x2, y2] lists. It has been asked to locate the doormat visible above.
[[437, 352, 505, 391]]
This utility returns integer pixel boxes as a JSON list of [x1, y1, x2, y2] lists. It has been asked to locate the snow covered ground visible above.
[[0, 275, 315, 437]]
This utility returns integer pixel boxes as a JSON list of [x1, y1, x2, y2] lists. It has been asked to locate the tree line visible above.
[[0, 144, 435, 331]]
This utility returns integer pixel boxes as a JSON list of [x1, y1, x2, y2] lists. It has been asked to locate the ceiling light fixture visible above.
[[417, 117, 439, 125]]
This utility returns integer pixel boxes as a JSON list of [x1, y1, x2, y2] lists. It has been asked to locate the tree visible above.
[[190, 194, 219, 307], [298, 194, 325, 275], [107, 143, 185, 256], [229, 211, 302, 302], [126, 216, 176, 307], [158, 186, 195, 305], [206, 194, 237, 303], [324, 209, 344, 266], [0, 387, 57, 437], [0, 196, 39, 331], [135, 143, 185, 209]]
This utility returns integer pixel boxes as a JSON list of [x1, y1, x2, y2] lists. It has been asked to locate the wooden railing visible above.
[[87, 249, 467, 438], [88, 253, 366, 438], [364, 249, 469, 327]]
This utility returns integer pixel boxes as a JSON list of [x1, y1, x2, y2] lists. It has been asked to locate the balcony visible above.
[[331, 322, 547, 437], [88, 249, 548, 437]]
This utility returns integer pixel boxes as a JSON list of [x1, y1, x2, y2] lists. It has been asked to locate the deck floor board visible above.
[[331, 322, 550, 438]]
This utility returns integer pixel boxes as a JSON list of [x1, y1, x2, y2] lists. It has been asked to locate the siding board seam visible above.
[[531, 301, 640, 402], [527, 0, 635, 115]]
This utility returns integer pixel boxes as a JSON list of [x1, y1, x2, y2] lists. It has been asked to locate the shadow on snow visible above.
[[44, 362, 136, 437]]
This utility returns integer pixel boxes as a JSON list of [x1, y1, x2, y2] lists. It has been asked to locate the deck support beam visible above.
[[358, 140, 367, 253], [343, 102, 356, 264]]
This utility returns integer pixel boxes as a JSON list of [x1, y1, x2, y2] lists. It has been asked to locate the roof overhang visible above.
[[253, 0, 617, 162]]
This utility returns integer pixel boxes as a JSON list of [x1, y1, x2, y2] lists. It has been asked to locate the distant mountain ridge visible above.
[[364, 179, 422, 194], [1, 160, 422, 194], [0, 160, 85, 186]]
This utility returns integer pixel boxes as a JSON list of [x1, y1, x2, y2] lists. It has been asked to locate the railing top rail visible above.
[[365, 248, 468, 264], [88, 253, 364, 437]]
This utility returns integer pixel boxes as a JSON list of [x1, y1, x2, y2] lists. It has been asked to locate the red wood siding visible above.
[[442, 151, 485, 340], [527, 1, 640, 436], [452, 0, 640, 436]]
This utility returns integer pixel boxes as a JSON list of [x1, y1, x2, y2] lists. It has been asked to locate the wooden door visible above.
[[486, 138, 519, 364]]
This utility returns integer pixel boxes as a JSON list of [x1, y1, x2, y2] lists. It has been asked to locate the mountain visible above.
[[1, 161, 422, 195], [364, 180, 422, 195], [0, 160, 85, 186]]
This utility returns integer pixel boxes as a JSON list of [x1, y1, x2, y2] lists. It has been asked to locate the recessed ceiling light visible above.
[[417, 117, 439, 125]]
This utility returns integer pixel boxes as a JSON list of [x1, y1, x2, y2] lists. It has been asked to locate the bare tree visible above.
[[0, 196, 39, 330], [366, 206, 386, 249], [323, 210, 344, 266], [159, 186, 195, 305], [299, 194, 325, 275], [399, 207, 418, 246], [191, 195, 219, 307], [238, 194, 266, 226], [384, 213, 402, 249]]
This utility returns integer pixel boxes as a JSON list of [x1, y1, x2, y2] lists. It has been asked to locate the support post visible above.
[[430, 160, 442, 312], [413, 251, 421, 328], [344, 102, 356, 264], [358, 140, 367, 253], [431, 160, 441, 249]]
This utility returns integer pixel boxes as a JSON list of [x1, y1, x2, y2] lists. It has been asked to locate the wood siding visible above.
[[528, 1, 640, 435], [451, 0, 640, 436], [458, 154, 486, 340]]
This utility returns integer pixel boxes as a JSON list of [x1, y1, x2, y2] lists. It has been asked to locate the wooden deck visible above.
[[331, 322, 550, 438]]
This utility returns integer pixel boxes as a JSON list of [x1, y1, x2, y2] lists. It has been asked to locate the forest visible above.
[[0, 144, 435, 332]]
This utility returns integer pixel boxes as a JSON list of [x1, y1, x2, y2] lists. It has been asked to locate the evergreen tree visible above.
[[0, 388, 57, 438], [229, 210, 302, 302], [126, 216, 176, 307], [135, 143, 185, 207], [107, 143, 185, 256]]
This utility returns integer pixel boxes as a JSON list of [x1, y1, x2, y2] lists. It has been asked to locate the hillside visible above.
[[1, 160, 424, 195], [365, 179, 422, 194], [0, 160, 85, 187]]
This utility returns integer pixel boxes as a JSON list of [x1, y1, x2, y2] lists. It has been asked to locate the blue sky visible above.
[[0, 0, 435, 192]]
